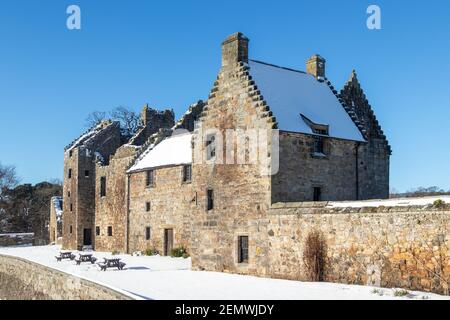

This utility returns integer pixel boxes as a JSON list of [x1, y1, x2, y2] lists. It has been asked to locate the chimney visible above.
[[221, 32, 249, 68], [306, 54, 326, 80]]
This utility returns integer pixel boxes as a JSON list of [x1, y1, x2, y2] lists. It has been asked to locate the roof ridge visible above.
[[249, 59, 307, 75]]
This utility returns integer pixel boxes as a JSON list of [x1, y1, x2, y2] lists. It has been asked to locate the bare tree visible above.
[[85, 107, 139, 135], [110, 106, 140, 135], [85, 111, 107, 128], [0, 163, 19, 198]]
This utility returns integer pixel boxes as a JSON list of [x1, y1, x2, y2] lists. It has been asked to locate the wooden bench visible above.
[[75, 254, 97, 265], [97, 258, 126, 271], [55, 252, 75, 262]]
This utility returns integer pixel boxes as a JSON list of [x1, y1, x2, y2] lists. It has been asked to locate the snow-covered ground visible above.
[[327, 195, 450, 208], [0, 245, 448, 300]]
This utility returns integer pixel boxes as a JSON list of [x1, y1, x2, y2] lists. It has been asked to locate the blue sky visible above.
[[0, 0, 449, 192]]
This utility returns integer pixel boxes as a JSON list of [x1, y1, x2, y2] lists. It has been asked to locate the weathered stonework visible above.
[[0, 255, 132, 300], [267, 204, 450, 295]]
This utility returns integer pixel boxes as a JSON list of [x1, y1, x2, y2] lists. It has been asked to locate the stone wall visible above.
[[0, 233, 34, 247], [267, 203, 450, 294], [128, 165, 195, 254], [95, 145, 138, 253], [0, 255, 132, 300], [272, 132, 359, 202]]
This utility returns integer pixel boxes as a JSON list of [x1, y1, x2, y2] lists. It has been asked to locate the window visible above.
[[84, 170, 90, 178], [68, 191, 71, 198], [95, 226, 100, 236], [146, 170, 155, 187], [70, 225, 73, 234], [183, 165, 192, 183], [145, 227, 151, 240], [69, 150, 73, 157], [68, 169, 72, 179], [238, 236, 249, 264], [206, 134, 216, 160], [313, 187, 322, 202], [100, 177, 106, 197], [107, 226, 113, 237], [207, 189, 214, 211], [146, 202, 151, 212], [70, 203, 73, 212], [313, 136, 325, 154]]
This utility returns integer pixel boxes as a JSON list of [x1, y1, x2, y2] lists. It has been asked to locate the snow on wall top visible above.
[[327, 195, 450, 208], [248, 60, 365, 142], [128, 133, 192, 172]]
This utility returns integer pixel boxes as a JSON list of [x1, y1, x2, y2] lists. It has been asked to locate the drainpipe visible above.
[[355, 142, 360, 200]]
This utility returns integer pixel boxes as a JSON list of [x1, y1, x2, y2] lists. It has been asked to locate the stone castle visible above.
[[58, 33, 449, 294]]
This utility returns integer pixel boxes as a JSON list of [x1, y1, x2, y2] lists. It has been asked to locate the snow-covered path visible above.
[[0, 245, 448, 300]]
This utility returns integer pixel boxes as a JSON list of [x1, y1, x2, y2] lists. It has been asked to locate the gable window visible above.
[[183, 165, 192, 183], [207, 189, 214, 211], [313, 187, 322, 202], [107, 226, 113, 237], [95, 226, 100, 236], [206, 134, 216, 160], [238, 236, 249, 264], [84, 170, 90, 178], [146, 202, 151, 212], [145, 227, 151, 240], [146, 170, 155, 188], [68, 169, 72, 179], [100, 177, 106, 197]]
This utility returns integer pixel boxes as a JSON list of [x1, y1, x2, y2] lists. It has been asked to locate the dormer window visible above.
[[301, 114, 329, 136]]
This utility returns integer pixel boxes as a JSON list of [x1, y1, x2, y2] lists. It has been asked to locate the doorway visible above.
[[83, 228, 92, 246], [164, 229, 174, 256]]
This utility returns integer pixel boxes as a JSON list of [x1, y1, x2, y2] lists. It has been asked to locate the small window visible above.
[[145, 227, 151, 240], [313, 187, 322, 202], [206, 134, 216, 160], [84, 170, 90, 178], [207, 189, 214, 211], [95, 226, 100, 236], [69, 150, 73, 157], [238, 236, 249, 264], [70, 203, 73, 212], [100, 177, 106, 197], [146, 202, 151, 212], [146, 170, 155, 187], [107, 226, 113, 237], [183, 165, 192, 183], [313, 136, 325, 154], [67, 191, 71, 198], [68, 169, 72, 179], [70, 225, 73, 234]]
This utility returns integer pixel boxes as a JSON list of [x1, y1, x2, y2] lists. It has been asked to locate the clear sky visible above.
[[0, 0, 449, 192]]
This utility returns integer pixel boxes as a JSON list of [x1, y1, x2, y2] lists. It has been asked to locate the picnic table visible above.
[[75, 253, 97, 265], [55, 251, 75, 262], [97, 257, 126, 271]]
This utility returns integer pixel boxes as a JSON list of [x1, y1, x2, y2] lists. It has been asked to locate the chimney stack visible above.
[[306, 54, 326, 80], [221, 32, 249, 68]]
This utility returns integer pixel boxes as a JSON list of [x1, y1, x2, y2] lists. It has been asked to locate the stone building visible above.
[[49, 196, 63, 245], [61, 34, 449, 293]]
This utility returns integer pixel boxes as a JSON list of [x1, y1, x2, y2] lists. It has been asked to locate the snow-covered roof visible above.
[[65, 121, 114, 152], [248, 60, 365, 142], [128, 133, 192, 172], [52, 196, 63, 222]]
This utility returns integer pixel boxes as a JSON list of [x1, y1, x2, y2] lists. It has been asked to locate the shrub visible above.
[[111, 250, 120, 256], [433, 199, 445, 207], [145, 247, 159, 256], [171, 246, 189, 258], [302, 230, 327, 282], [393, 289, 409, 297]]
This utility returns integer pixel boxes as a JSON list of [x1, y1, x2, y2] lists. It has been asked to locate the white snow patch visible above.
[[328, 195, 450, 208], [248, 61, 365, 142], [0, 246, 448, 300], [128, 133, 192, 172]]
